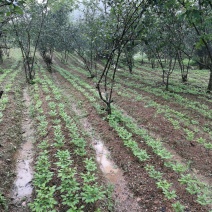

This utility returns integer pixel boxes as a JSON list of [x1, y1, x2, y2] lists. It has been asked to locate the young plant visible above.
[[172, 202, 185, 212], [29, 185, 57, 212], [84, 158, 97, 172], [81, 172, 97, 183], [0, 192, 7, 211], [81, 184, 105, 204]]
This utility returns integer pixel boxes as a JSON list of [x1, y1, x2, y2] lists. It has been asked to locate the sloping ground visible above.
[[51, 53, 211, 211], [0, 59, 25, 211], [0, 52, 211, 212]]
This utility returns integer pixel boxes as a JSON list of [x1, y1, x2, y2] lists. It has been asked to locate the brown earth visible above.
[[0, 54, 211, 212]]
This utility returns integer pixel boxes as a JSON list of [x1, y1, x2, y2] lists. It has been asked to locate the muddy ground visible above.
[[0, 54, 211, 212]]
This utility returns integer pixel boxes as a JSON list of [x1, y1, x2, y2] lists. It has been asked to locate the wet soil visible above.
[[0, 70, 24, 212], [52, 54, 211, 211], [1, 55, 211, 212], [51, 73, 142, 211], [11, 87, 34, 210], [51, 69, 175, 211], [61, 55, 212, 179]]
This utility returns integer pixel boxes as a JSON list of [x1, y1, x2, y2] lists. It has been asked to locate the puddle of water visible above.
[[13, 141, 33, 199], [95, 142, 119, 175], [93, 141, 129, 201], [91, 136, 141, 211], [12, 88, 34, 203]]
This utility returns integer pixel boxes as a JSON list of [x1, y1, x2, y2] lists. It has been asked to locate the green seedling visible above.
[[197, 193, 212, 206], [164, 162, 187, 173], [84, 158, 97, 172], [145, 165, 162, 180], [81, 172, 97, 183], [38, 140, 49, 149], [29, 185, 57, 212], [172, 202, 185, 212], [133, 149, 149, 161], [0, 192, 7, 210], [81, 184, 105, 203], [48, 102, 57, 110]]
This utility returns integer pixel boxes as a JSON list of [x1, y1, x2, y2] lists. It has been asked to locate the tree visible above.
[[11, 0, 49, 83], [177, 0, 212, 92], [70, 0, 105, 78], [122, 41, 137, 73], [0, 0, 25, 63], [96, 0, 152, 114]]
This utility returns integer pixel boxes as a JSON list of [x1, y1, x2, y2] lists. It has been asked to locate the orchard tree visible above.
[[122, 40, 137, 73], [0, 0, 25, 63], [11, 0, 49, 83], [70, 0, 105, 78], [38, 4, 72, 71], [177, 0, 212, 92], [96, 0, 152, 114]]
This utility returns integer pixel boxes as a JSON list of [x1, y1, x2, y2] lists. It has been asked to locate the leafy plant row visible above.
[[0, 69, 11, 83], [116, 68, 212, 119], [85, 54, 211, 120], [119, 61, 211, 103], [29, 70, 108, 211], [61, 54, 212, 149], [27, 81, 56, 211], [54, 64, 212, 208], [114, 84, 212, 149], [0, 70, 19, 124], [54, 65, 193, 210]]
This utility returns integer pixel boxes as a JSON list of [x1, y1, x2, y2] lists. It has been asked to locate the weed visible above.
[[172, 201, 185, 212], [0, 192, 7, 210]]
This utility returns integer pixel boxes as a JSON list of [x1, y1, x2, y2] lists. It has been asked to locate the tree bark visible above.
[[182, 74, 188, 83], [207, 70, 212, 92]]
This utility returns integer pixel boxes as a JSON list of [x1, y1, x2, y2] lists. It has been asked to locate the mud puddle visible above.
[[70, 101, 141, 211], [93, 139, 141, 211], [12, 87, 34, 204]]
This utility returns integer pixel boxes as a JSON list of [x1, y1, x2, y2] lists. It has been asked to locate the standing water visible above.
[[12, 87, 34, 205]]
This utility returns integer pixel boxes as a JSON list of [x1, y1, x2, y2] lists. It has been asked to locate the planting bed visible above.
[[0, 52, 211, 212]]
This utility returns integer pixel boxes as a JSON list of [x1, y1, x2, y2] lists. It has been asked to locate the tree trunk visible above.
[[151, 59, 155, 69], [162, 70, 165, 83], [182, 74, 188, 83], [0, 91, 3, 99], [166, 75, 169, 91], [0, 49, 3, 64], [65, 50, 68, 63], [106, 102, 112, 115], [207, 70, 212, 92]]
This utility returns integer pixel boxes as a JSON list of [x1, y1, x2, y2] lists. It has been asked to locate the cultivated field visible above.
[[0, 50, 211, 212]]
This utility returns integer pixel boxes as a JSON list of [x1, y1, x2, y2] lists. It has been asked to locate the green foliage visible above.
[[145, 165, 162, 180], [0, 0, 24, 20], [81, 184, 105, 203], [172, 201, 185, 212], [0, 192, 7, 210], [81, 172, 97, 183], [29, 185, 57, 212], [164, 162, 187, 173], [84, 158, 97, 172], [133, 148, 149, 161]]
